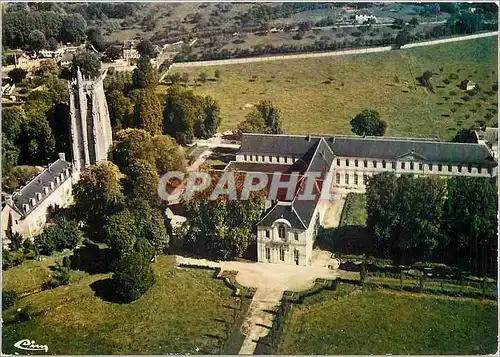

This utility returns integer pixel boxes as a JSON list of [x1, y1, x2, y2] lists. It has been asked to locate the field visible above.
[[278, 284, 498, 355], [2, 256, 241, 355], [168, 36, 498, 140]]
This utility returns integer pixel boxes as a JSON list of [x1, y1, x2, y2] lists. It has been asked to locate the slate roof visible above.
[[225, 161, 292, 173], [257, 138, 335, 229], [356, 9, 373, 15], [328, 136, 496, 165], [238, 134, 320, 157], [12, 159, 72, 217], [258, 203, 306, 229]]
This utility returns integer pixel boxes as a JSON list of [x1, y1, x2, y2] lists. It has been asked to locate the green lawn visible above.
[[2, 251, 82, 295], [2, 256, 241, 355], [278, 284, 498, 355], [168, 36, 497, 140], [339, 193, 367, 227]]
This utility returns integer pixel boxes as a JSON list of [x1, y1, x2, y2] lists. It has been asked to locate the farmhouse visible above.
[[227, 133, 497, 266], [58, 52, 74, 67], [460, 79, 477, 91], [355, 9, 377, 24], [123, 40, 140, 60]]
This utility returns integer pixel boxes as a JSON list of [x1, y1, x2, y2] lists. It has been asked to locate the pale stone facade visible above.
[[2, 156, 74, 246]]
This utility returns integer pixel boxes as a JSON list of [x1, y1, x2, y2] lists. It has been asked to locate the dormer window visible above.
[[55, 177, 61, 185], [410, 162, 414, 170], [36, 192, 42, 200], [355, 159, 359, 167], [23, 204, 30, 213], [44, 187, 50, 195], [50, 182, 55, 190], [30, 198, 37, 207], [278, 225, 285, 239]]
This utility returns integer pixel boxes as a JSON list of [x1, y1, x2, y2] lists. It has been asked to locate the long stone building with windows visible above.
[[225, 133, 497, 266]]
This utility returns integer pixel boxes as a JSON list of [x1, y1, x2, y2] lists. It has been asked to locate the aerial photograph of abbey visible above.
[[1, 1, 498, 355]]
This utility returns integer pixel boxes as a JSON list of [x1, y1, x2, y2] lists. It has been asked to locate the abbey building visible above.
[[226, 133, 497, 266]]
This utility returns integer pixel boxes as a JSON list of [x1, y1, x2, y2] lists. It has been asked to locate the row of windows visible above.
[[336, 173, 370, 185], [265, 226, 299, 241], [243, 154, 294, 164], [265, 246, 297, 261], [336, 158, 490, 174]]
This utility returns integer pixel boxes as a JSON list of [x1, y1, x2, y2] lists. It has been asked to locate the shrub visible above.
[[2, 290, 19, 310], [2, 249, 24, 270], [462, 95, 471, 101], [450, 107, 457, 113], [112, 239, 155, 303], [449, 73, 459, 80], [443, 78, 450, 85], [449, 90, 458, 96]]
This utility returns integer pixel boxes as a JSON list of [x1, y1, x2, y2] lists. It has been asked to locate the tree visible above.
[[2, 135, 20, 173], [393, 18, 406, 29], [2, 106, 25, 142], [71, 51, 101, 78], [132, 55, 159, 90], [137, 39, 156, 58], [133, 89, 163, 136], [151, 135, 187, 174], [59, 13, 87, 44], [162, 85, 200, 144], [198, 72, 207, 83], [409, 17, 419, 26], [104, 209, 139, 262], [256, 100, 283, 134], [236, 109, 267, 134], [105, 46, 122, 61], [112, 238, 155, 303], [34, 218, 83, 254], [443, 177, 497, 276], [395, 29, 410, 48], [29, 30, 47, 51], [112, 128, 186, 175], [18, 100, 55, 165], [367, 173, 448, 263], [123, 159, 160, 204], [350, 109, 387, 136], [107, 90, 133, 130], [85, 27, 105, 52], [196, 96, 221, 138], [7, 232, 24, 252], [183, 172, 265, 259], [73, 162, 125, 240], [36, 60, 59, 76], [452, 128, 478, 143], [8, 68, 28, 84], [128, 198, 169, 261], [236, 101, 283, 135]]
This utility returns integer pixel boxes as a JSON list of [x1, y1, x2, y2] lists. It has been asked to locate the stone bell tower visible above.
[[68, 67, 112, 173]]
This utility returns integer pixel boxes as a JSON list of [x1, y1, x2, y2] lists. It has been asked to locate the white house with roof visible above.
[[355, 9, 377, 24], [228, 133, 498, 266]]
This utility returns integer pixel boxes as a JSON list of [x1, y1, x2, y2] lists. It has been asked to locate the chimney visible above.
[[5, 195, 13, 206], [58, 152, 66, 161]]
